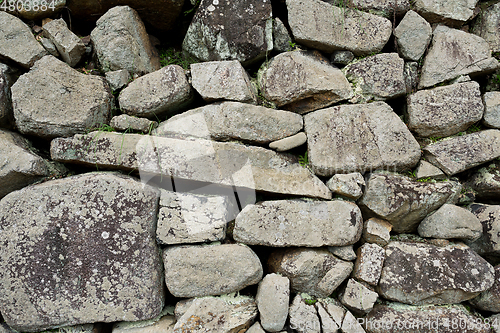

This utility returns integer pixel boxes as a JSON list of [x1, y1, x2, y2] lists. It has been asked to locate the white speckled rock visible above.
[[289, 294, 321, 333], [470, 265, 500, 313], [326, 172, 365, 199], [472, 2, 500, 53], [339, 279, 378, 315], [483, 92, 500, 129], [466, 204, 500, 258], [413, 0, 478, 26], [353, 243, 385, 286], [256, 274, 289, 332], [468, 161, 500, 201]]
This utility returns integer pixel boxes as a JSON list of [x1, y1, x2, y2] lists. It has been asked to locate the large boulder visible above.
[[413, 0, 478, 27], [472, 2, 500, 53], [466, 204, 500, 258], [0, 173, 164, 332]]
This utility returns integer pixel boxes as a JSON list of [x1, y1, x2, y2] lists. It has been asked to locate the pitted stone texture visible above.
[[466, 204, 500, 258], [394, 10, 432, 61], [483, 92, 500, 129], [269, 132, 307, 152], [112, 314, 175, 333], [340, 279, 378, 315], [328, 245, 357, 261], [343, 53, 406, 104], [12, 56, 113, 139], [0, 64, 13, 128], [0, 12, 47, 69], [234, 199, 363, 247], [363, 218, 392, 246], [353, 243, 385, 286], [273, 18, 293, 53], [413, 0, 478, 26], [256, 274, 289, 332], [423, 130, 500, 175], [417, 204, 483, 241], [268, 247, 353, 298], [91, 6, 161, 76], [0, 172, 164, 332], [258, 50, 353, 113], [156, 101, 303, 144], [163, 244, 263, 297], [419, 25, 499, 89], [326, 172, 365, 199], [359, 172, 461, 233], [468, 161, 500, 201], [379, 241, 495, 305], [304, 102, 421, 176], [289, 294, 321, 333], [326, 0, 410, 18], [287, 0, 392, 56], [42, 19, 86, 67], [110, 115, 157, 133], [472, 3, 500, 53], [470, 265, 500, 313], [191, 60, 257, 104], [106, 70, 131, 92], [182, 0, 273, 65], [415, 160, 446, 180], [118, 65, 192, 119], [407, 81, 484, 138], [15, 0, 66, 20]]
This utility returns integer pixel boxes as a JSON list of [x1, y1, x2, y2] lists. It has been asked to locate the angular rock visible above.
[[12, 56, 113, 138], [174, 299, 194, 321], [343, 53, 406, 103], [256, 274, 289, 332], [182, 0, 273, 65], [468, 161, 500, 201], [91, 6, 161, 76], [258, 51, 353, 113], [327, 0, 410, 18], [287, 0, 392, 56], [0, 173, 164, 331], [118, 65, 192, 119], [470, 265, 500, 313], [417, 204, 483, 240], [359, 172, 461, 233], [379, 241, 495, 305], [483, 91, 500, 129], [156, 101, 303, 144], [394, 11, 432, 61], [106, 70, 131, 91], [110, 115, 157, 133], [234, 199, 363, 247], [315, 303, 339, 333], [289, 294, 321, 333], [316, 299, 347, 333], [363, 218, 392, 246], [269, 132, 307, 152], [163, 244, 263, 297], [466, 204, 500, 257], [268, 247, 353, 298], [41, 37, 60, 57], [273, 18, 293, 53], [15, 0, 66, 21], [423, 130, 500, 175], [413, 0, 478, 26], [304, 102, 421, 176], [328, 245, 357, 261], [415, 160, 446, 180], [353, 243, 385, 286], [326, 172, 365, 199], [472, 2, 500, 53], [342, 311, 367, 333], [407, 81, 484, 138], [419, 25, 499, 89], [112, 314, 175, 333], [331, 50, 354, 66], [340, 279, 378, 315], [493, 314, 500, 333], [190, 60, 257, 104], [42, 19, 86, 67]]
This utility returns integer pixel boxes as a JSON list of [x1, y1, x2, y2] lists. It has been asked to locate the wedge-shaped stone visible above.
[[414, 0, 478, 26], [155, 101, 303, 144], [0, 173, 164, 332], [287, 0, 392, 56], [466, 204, 500, 258], [0, 64, 13, 128], [326, 172, 365, 200], [42, 19, 86, 67], [304, 102, 421, 176], [468, 161, 500, 201], [394, 10, 432, 61], [112, 313, 175, 333], [340, 279, 378, 315], [163, 244, 263, 297], [327, 0, 410, 18], [234, 200, 362, 247], [50, 133, 332, 199], [379, 241, 495, 305], [415, 160, 446, 180], [423, 130, 500, 175], [258, 51, 353, 113], [110, 115, 157, 133]]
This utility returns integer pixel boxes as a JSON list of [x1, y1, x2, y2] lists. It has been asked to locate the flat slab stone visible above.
[[413, 0, 478, 26], [327, 0, 410, 18], [110, 115, 157, 133], [112, 313, 175, 333], [415, 160, 446, 180], [42, 18, 86, 67], [234, 199, 362, 247], [0, 172, 164, 332], [394, 10, 432, 61], [269, 132, 307, 152], [466, 204, 500, 258]]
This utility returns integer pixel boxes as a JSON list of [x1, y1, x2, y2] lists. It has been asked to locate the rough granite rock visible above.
[[342, 311, 367, 333], [287, 0, 392, 56], [483, 92, 500, 129], [466, 204, 500, 258], [289, 294, 321, 333], [256, 274, 289, 332], [328, 245, 357, 261], [42, 19, 86, 67], [363, 218, 392, 247], [415, 160, 446, 180], [90, 6, 161, 76], [379, 241, 495, 305], [233, 199, 363, 247], [419, 25, 499, 89], [470, 265, 500, 313], [359, 172, 461, 233], [269, 132, 307, 152], [14, 0, 66, 20], [112, 314, 175, 333], [413, 0, 478, 26], [468, 161, 500, 200], [353, 243, 385, 286], [331, 50, 355, 66], [182, 0, 273, 65], [394, 10, 432, 61], [304, 102, 421, 176], [472, 2, 500, 53], [423, 130, 500, 175], [258, 51, 353, 114], [325, 0, 410, 18], [41, 37, 60, 57], [340, 279, 378, 315], [326, 172, 365, 199], [273, 18, 293, 53], [315, 300, 343, 333], [105, 70, 131, 91], [0, 172, 164, 332], [110, 115, 157, 133], [407, 81, 484, 138]]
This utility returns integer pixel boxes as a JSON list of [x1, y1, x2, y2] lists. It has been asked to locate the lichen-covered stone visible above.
[[289, 294, 321, 333], [112, 313, 175, 333], [483, 91, 500, 129], [472, 2, 500, 53], [353, 243, 385, 286], [273, 18, 293, 53], [330, 50, 354, 66], [470, 265, 500, 313], [394, 10, 432, 61], [326, 172, 365, 199], [42, 19, 86, 67], [326, 0, 410, 18], [466, 204, 500, 258], [468, 161, 500, 201], [339, 279, 378, 315], [328, 245, 357, 261], [363, 218, 392, 246], [413, 0, 478, 26], [256, 274, 289, 332]]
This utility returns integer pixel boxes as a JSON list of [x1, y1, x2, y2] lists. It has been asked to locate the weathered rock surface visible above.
[[326, 0, 410, 18], [466, 204, 500, 257], [404, 61, 419, 93], [353, 243, 385, 286], [256, 274, 289, 332], [359, 172, 461, 233], [91, 6, 161, 76], [269, 132, 307, 152], [258, 51, 353, 113], [41, 37, 60, 57], [234, 200, 363, 247], [326, 172, 365, 199], [468, 161, 500, 201], [0, 172, 164, 331], [413, 0, 478, 26], [156, 101, 303, 144], [423, 130, 500, 175], [407, 81, 484, 138], [379, 241, 495, 305], [182, 0, 273, 65], [289, 294, 321, 333], [12, 56, 113, 139], [268, 247, 353, 298], [273, 18, 293, 53], [14, 0, 66, 21], [470, 265, 500, 313], [112, 314, 175, 333], [415, 160, 446, 180], [472, 2, 500, 53], [246, 322, 266, 333], [105, 70, 131, 92], [419, 25, 499, 89], [328, 245, 357, 261], [0, 64, 13, 128], [315, 299, 345, 333], [343, 53, 406, 103], [304, 102, 421, 176], [331, 50, 354, 66], [163, 244, 263, 297], [394, 10, 432, 61], [340, 279, 378, 315], [363, 218, 392, 247], [110, 115, 157, 133], [287, 0, 392, 56], [42, 19, 86, 67], [483, 91, 500, 129]]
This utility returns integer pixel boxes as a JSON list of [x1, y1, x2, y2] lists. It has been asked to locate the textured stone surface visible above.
[[287, 0, 392, 56], [289, 294, 321, 333], [106, 70, 131, 91], [156, 101, 303, 144], [468, 161, 500, 200], [110, 115, 157, 133], [0, 173, 164, 331], [269, 132, 307, 152], [41, 37, 60, 57], [90, 6, 161, 76], [407, 81, 484, 138], [234, 199, 363, 247], [15, 0, 66, 20], [359, 172, 461, 233], [326, 0, 410, 18], [363, 218, 392, 246], [353, 243, 385, 286], [415, 160, 446, 180], [258, 51, 353, 114], [419, 25, 499, 89], [12, 56, 113, 139], [483, 91, 500, 129], [0, 64, 13, 128], [182, 0, 272, 65], [304, 102, 421, 176], [331, 50, 354, 66], [42, 19, 86, 67], [404, 61, 419, 93], [112, 314, 175, 333], [379, 241, 495, 305], [273, 18, 293, 53], [340, 279, 378, 315], [326, 172, 365, 199], [315, 299, 345, 333], [246, 322, 266, 333], [466, 204, 500, 257], [394, 10, 432, 61], [328, 245, 357, 261], [423, 130, 500, 175], [413, 0, 478, 26], [470, 265, 500, 313], [163, 244, 262, 297], [472, 2, 500, 53], [256, 274, 289, 332]]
